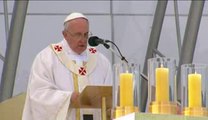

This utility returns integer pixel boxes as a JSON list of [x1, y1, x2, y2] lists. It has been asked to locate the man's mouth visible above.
[[79, 45, 86, 47]]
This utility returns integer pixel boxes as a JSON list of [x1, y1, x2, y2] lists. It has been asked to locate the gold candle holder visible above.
[[183, 107, 208, 116], [112, 62, 140, 119], [181, 64, 208, 117], [148, 57, 178, 115], [124, 106, 139, 115], [112, 106, 124, 118], [112, 106, 139, 119], [149, 101, 178, 114]]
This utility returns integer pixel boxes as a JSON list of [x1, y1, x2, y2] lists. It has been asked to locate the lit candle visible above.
[[188, 73, 202, 108], [120, 73, 133, 107], [155, 66, 169, 102]]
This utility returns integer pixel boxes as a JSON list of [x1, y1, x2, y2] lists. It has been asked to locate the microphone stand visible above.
[[103, 41, 128, 63], [103, 41, 148, 81], [102, 44, 123, 62]]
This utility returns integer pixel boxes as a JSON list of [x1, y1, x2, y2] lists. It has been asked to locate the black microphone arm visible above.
[[104, 45, 123, 61], [104, 40, 128, 63], [92, 41, 124, 61], [88, 36, 128, 63]]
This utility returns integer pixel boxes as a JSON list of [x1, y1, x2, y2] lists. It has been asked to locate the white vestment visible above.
[[22, 40, 112, 120]]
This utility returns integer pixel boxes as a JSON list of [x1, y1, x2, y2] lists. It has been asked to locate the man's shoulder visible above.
[[35, 41, 63, 60], [39, 41, 63, 54], [37, 45, 53, 56]]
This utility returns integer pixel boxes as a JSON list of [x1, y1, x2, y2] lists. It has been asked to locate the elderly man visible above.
[[22, 12, 112, 120]]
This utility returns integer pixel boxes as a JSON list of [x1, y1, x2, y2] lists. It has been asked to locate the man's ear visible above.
[[62, 30, 67, 38]]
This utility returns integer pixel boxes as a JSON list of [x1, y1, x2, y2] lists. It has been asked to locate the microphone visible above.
[[88, 36, 110, 49], [88, 36, 110, 48], [88, 36, 128, 63]]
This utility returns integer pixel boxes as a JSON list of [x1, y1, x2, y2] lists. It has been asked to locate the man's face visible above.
[[63, 18, 89, 54]]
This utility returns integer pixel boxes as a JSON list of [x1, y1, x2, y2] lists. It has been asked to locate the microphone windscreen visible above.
[[88, 36, 99, 46]]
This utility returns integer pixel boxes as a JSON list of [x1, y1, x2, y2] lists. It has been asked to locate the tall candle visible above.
[[188, 73, 202, 108], [155, 66, 169, 102], [120, 73, 133, 107]]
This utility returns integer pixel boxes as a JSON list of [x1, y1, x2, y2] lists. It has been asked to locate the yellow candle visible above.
[[188, 73, 202, 108], [120, 73, 133, 107], [155, 67, 169, 102]]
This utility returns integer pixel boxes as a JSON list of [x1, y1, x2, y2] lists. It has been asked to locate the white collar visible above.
[[62, 39, 87, 61]]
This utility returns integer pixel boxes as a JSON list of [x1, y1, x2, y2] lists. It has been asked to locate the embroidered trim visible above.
[[50, 43, 97, 76]]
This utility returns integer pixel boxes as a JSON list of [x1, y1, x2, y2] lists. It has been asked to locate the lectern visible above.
[[70, 85, 112, 120]]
